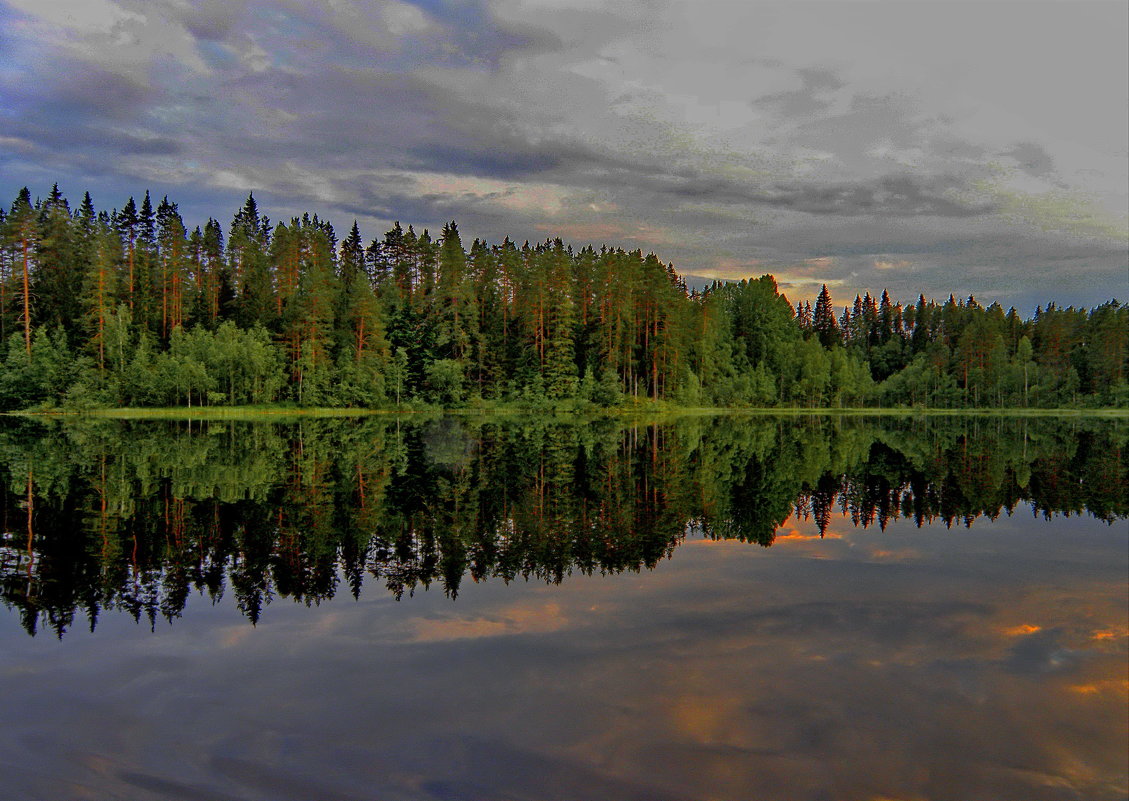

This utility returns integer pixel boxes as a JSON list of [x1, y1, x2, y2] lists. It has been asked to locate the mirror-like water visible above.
[[0, 415, 1125, 800]]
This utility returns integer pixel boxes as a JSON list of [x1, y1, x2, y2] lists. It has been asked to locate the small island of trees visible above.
[[0, 184, 1125, 412]]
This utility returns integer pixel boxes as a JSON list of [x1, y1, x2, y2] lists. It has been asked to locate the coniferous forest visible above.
[[0, 184, 1125, 412]]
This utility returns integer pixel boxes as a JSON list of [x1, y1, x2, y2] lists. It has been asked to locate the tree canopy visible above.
[[1, 185, 1124, 410]]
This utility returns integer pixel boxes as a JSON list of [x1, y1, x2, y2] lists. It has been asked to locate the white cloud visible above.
[[5, 0, 144, 33], [874, 259, 913, 271], [410, 172, 570, 216], [380, 1, 432, 36]]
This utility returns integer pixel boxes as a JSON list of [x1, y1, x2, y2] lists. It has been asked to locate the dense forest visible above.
[[2, 415, 1124, 636], [0, 184, 1125, 411]]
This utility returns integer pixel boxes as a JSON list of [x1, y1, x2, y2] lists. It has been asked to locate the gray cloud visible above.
[[753, 67, 843, 119], [752, 174, 993, 217], [171, 0, 248, 42], [1003, 141, 1056, 180], [0, 0, 1124, 310]]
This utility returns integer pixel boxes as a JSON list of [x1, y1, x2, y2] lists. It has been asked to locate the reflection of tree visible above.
[[0, 414, 1123, 636]]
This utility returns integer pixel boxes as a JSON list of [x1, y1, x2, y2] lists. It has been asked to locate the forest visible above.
[[0, 184, 1125, 411]]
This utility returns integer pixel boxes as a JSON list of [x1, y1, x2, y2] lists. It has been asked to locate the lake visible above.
[[0, 414, 1125, 800]]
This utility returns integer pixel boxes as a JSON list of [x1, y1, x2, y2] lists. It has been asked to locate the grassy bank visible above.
[[7, 405, 395, 420]]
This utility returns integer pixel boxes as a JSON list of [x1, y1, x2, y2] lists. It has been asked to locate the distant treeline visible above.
[[0, 184, 1125, 410]]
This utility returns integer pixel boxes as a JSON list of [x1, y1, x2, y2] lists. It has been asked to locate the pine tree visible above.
[[337, 276, 389, 406], [199, 218, 225, 324], [289, 221, 340, 404], [114, 198, 139, 312], [83, 217, 122, 372], [155, 196, 188, 337], [4, 188, 37, 355]]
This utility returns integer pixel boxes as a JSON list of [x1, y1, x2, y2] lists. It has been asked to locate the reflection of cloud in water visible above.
[[515, 513, 1129, 799], [866, 547, 922, 562], [219, 625, 255, 649], [1069, 679, 1129, 695], [0, 458, 1123, 800], [774, 526, 844, 542], [407, 601, 569, 642]]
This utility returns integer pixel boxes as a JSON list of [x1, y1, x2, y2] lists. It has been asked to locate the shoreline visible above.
[[6, 405, 1127, 421]]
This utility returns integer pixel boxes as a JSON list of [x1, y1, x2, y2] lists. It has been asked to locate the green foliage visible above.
[[1, 184, 1123, 412], [2, 413, 1122, 636], [424, 358, 465, 406], [0, 327, 90, 410]]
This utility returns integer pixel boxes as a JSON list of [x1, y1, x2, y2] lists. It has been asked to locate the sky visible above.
[[1, 0, 1126, 311]]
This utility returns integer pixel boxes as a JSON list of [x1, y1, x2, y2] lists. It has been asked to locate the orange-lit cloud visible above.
[[220, 624, 257, 648], [774, 528, 843, 543], [1090, 628, 1125, 641], [1068, 679, 1129, 695], [407, 600, 568, 642], [690, 256, 847, 303], [669, 693, 746, 745]]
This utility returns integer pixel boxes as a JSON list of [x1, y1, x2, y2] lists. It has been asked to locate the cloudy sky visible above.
[[1, 0, 1126, 310]]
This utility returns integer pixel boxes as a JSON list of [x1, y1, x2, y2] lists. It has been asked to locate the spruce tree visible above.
[[34, 183, 85, 340], [813, 284, 838, 348]]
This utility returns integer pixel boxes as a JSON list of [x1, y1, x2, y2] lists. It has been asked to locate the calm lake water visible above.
[[0, 415, 1125, 801]]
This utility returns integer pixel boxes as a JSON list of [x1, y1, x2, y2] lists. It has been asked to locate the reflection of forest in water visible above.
[[0, 415, 1124, 637]]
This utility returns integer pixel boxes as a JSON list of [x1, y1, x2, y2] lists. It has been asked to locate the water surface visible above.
[[0, 415, 1125, 800]]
